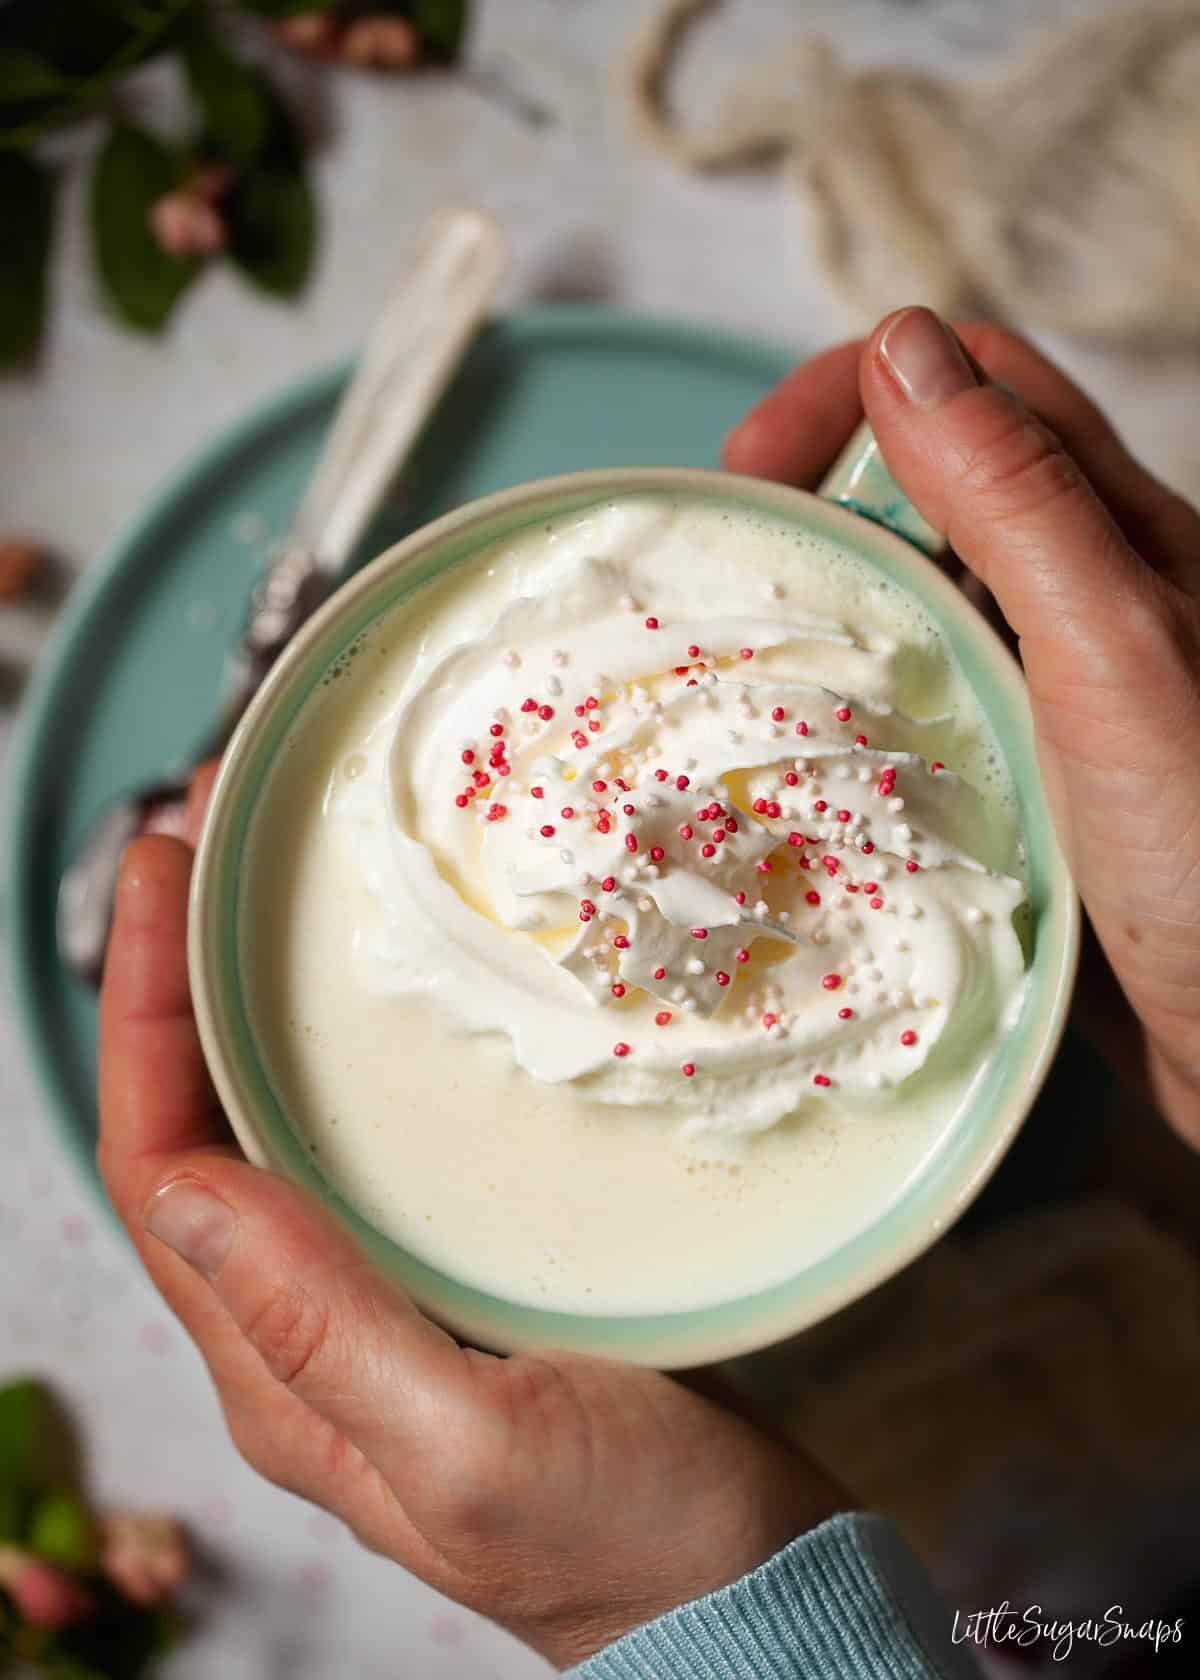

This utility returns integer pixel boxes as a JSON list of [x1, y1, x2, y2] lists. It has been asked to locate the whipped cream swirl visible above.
[[331, 498, 1027, 1137]]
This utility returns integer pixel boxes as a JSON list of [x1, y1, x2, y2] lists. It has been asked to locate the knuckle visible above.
[[242, 1278, 331, 1390], [958, 408, 1089, 526]]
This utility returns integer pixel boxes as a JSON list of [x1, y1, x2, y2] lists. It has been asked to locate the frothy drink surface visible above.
[[242, 495, 1026, 1314]]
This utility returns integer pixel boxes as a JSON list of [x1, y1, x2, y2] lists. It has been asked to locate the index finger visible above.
[[97, 836, 232, 1215]]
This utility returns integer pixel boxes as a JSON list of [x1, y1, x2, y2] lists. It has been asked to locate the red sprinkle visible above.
[[487, 803, 507, 821], [821, 973, 843, 991], [588, 720, 602, 731], [625, 833, 639, 852], [690, 927, 709, 940], [736, 948, 750, 963], [869, 896, 884, 910], [613, 1041, 631, 1057], [540, 824, 556, 838], [725, 818, 739, 834], [931, 762, 945, 773], [740, 647, 754, 660], [806, 890, 821, 906], [814, 800, 828, 813], [585, 696, 599, 710], [855, 735, 868, 747], [756, 860, 773, 874], [734, 890, 746, 905], [473, 770, 489, 787], [766, 801, 782, 819], [560, 806, 575, 819], [785, 771, 799, 786], [654, 768, 669, 782], [489, 723, 504, 737], [538, 704, 554, 721], [681, 1062, 696, 1077], [645, 616, 659, 630], [863, 882, 878, 894], [861, 841, 875, 855], [611, 983, 626, 998], [454, 794, 468, 808], [592, 780, 608, 793], [676, 774, 690, 791], [788, 832, 804, 847], [771, 706, 785, 722], [835, 706, 852, 722], [531, 786, 544, 799], [715, 971, 731, 987], [613, 935, 630, 950], [906, 860, 920, 873], [701, 843, 716, 858], [601, 876, 617, 892], [795, 721, 809, 737], [649, 845, 665, 862], [622, 802, 635, 816], [461, 748, 475, 764], [520, 697, 537, 713], [655, 1011, 672, 1027], [580, 899, 596, 915], [813, 1073, 832, 1088], [762, 1012, 778, 1029], [679, 824, 694, 840], [900, 1030, 918, 1047], [838, 1007, 854, 1020], [837, 809, 851, 823], [653, 966, 666, 980], [687, 644, 700, 659], [753, 798, 768, 814], [674, 665, 689, 677]]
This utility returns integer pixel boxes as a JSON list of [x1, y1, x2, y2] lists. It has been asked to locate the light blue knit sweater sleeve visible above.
[[568, 1512, 981, 1679]]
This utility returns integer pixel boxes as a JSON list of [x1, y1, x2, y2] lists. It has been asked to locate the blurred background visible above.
[[2, 2, 1199, 1675]]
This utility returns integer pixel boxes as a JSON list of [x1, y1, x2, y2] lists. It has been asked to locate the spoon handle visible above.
[[216, 207, 509, 740]]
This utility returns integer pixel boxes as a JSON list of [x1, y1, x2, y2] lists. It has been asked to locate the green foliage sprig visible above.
[[0, 0, 468, 365]]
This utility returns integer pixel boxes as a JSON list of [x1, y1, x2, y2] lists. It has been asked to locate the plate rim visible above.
[[4, 303, 801, 1206]]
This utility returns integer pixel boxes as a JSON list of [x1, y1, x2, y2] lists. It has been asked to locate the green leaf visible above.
[[90, 120, 201, 331], [28, 1486, 99, 1571], [0, 44, 70, 100], [178, 18, 271, 167], [0, 151, 54, 365], [0, 1379, 58, 1489], [414, 0, 469, 62], [236, 1, 339, 18], [0, 1482, 29, 1543], [226, 162, 314, 295]]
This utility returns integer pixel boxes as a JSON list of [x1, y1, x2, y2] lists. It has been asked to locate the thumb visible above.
[[860, 308, 1171, 694]]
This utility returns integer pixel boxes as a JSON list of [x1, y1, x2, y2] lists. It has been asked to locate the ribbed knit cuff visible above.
[[568, 1512, 980, 1679]]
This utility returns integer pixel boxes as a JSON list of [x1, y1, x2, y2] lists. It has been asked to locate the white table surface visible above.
[[2, 2, 1196, 1674]]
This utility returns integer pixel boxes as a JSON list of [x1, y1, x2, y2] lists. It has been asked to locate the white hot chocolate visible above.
[[241, 494, 1027, 1315]]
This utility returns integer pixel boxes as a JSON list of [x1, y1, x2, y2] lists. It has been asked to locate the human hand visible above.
[[725, 307, 1200, 1150], [97, 772, 846, 1669]]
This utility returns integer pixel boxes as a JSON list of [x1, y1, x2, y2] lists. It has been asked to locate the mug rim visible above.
[[189, 465, 1079, 1368]]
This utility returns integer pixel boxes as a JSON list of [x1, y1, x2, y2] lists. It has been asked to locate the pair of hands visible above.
[[98, 308, 1200, 1667]]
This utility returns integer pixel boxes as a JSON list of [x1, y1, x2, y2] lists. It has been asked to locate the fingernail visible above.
[[878, 308, 978, 409], [144, 1179, 235, 1278]]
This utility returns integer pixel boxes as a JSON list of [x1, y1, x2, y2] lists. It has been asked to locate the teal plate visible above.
[[5, 306, 800, 1199]]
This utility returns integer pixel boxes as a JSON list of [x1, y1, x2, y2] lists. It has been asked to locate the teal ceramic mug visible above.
[[188, 429, 1078, 1368]]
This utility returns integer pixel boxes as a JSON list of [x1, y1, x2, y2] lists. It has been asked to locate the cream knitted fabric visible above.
[[628, 0, 1200, 339]]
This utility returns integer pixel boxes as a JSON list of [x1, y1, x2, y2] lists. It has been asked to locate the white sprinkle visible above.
[[502, 649, 520, 668], [552, 649, 569, 667], [576, 871, 591, 887], [964, 906, 985, 925], [889, 989, 909, 1007], [858, 767, 872, 783], [777, 910, 790, 923], [686, 958, 705, 976], [889, 797, 906, 813], [618, 595, 636, 612], [560, 849, 574, 864], [812, 930, 831, 946], [867, 1071, 889, 1090], [645, 865, 660, 880], [635, 896, 651, 912], [896, 823, 913, 842], [672, 985, 688, 1003], [493, 707, 510, 724], [767, 581, 784, 600], [794, 759, 808, 773], [682, 998, 698, 1013], [768, 723, 781, 738], [544, 673, 562, 696], [754, 901, 768, 918], [622, 866, 638, 883]]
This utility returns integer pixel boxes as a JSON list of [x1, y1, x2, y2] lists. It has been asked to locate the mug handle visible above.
[[818, 420, 944, 557]]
